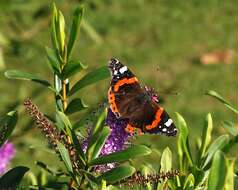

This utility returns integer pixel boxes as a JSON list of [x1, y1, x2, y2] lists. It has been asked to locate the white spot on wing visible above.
[[162, 128, 167, 132], [165, 119, 173, 127], [114, 70, 118, 75], [119, 66, 128, 74]]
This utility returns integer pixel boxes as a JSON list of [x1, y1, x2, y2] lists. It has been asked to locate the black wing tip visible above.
[[108, 58, 120, 70], [167, 128, 178, 137]]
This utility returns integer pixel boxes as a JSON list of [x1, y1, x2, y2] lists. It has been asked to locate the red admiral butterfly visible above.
[[108, 58, 177, 136]]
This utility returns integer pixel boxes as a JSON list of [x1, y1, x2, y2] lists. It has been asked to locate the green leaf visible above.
[[160, 147, 172, 172], [99, 180, 107, 190], [57, 10, 65, 53], [86, 109, 107, 160], [56, 111, 72, 129], [57, 142, 73, 173], [67, 6, 84, 58], [51, 3, 59, 50], [0, 111, 18, 147], [5, 70, 57, 94], [65, 98, 88, 115], [183, 174, 195, 190], [203, 135, 229, 168], [56, 111, 73, 140], [176, 113, 193, 169], [92, 108, 107, 136], [79, 169, 98, 184], [199, 113, 213, 159], [70, 129, 86, 166], [222, 134, 238, 153], [207, 90, 238, 114], [62, 60, 87, 79], [224, 158, 235, 190], [35, 161, 65, 176], [0, 166, 29, 189], [97, 165, 136, 184], [45, 46, 61, 74], [91, 126, 110, 160], [208, 151, 227, 190], [70, 66, 110, 95], [222, 121, 238, 136], [89, 145, 151, 166]]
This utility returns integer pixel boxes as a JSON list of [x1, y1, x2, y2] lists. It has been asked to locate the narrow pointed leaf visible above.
[[160, 147, 172, 172], [56, 111, 73, 140], [45, 46, 61, 73], [70, 66, 110, 95], [5, 70, 57, 93], [199, 113, 213, 159], [62, 60, 87, 79], [70, 129, 86, 166], [207, 90, 238, 114], [89, 145, 151, 166], [0, 111, 18, 147], [92, 109, 107, 136], [57, 11, 65, 52], [57, 142, 73, 173], [65, 98, 88, 115], [176, 113, 193, 168], [208, 151, 227, 190], [35, 161, 65, 176], [86, 109, 107, 161], [203, 135, 229, 168], [224, 158, 235, 190], [51, 3, 59, 49], [97, 165, 136, 184], [183, 174, 195, 189], [56, 111, 72, 129], [91, 126, 110, 160], [100, 180, 107, 190], [0, 166, 29, 189], [67, 6, 84, 58]]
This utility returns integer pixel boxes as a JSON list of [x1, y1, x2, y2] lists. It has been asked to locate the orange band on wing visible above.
[[145, 107, 164, 130], [125, 124, 135, 133], [108, 87, 119, 113], [114, 77, 138, 92]]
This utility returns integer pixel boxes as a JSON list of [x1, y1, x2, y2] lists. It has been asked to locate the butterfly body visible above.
[[108, 58, 177, 136]]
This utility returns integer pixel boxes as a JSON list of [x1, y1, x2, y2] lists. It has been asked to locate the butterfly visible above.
[[107, 58, 177, 136]]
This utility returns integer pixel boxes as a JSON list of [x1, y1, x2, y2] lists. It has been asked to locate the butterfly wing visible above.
[[108, 58, 177, 136]]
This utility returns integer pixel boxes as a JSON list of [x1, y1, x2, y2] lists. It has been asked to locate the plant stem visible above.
[[61, 79, 68, 110], [61, 46, 68, 111]]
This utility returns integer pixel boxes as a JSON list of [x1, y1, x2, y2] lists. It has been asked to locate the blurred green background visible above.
[[1, 0, 238, 173]]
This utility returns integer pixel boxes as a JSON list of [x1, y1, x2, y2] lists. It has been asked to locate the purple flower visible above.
[[102, 109, 130, 155], [82, 108, 131, 172], [0, 141, 15, 175]]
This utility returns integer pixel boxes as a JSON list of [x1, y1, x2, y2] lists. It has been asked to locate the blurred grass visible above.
[[0, 0, 238, 172]]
